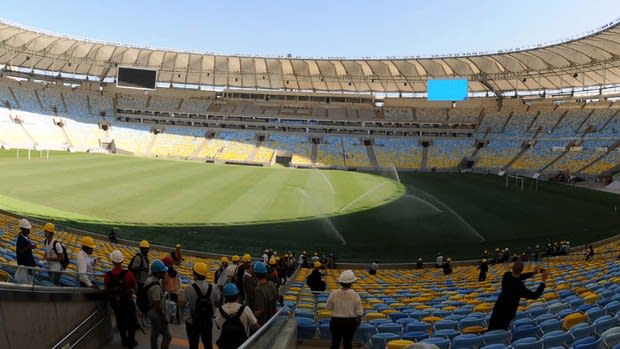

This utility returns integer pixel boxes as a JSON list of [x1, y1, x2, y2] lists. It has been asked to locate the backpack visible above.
[[216, 305, 248, 349], [191, 283, 213, 329], [53, 240, 70, 270], [106, 270, 129, 307], [129, 253, 146, 274], [136, 282, 158, 313]]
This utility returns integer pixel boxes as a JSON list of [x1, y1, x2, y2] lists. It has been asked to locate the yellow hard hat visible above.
[[284, 253, 289, 257], [482, 258, 488, 263], [231, 255, 241, 262], [193, 262, 209, 277], [273, 251, 278, 256], [242, 254, 252, 262], [175, 244, 181, 248], [313, 252, 318, 256], [139, 240, 150, 248], [268, 257, 277, 265], [418, 258, 422, 261], [303, 250, 307, 254], [81, 236, 96, 249], [447, 258, 452, 262], [43, 222, 55, 233], [264, 249, 269, 253], [221, 256, 229, 263], [314, 261, 321, 268]]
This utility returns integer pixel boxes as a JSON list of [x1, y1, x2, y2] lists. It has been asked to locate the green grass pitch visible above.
[[1, 149, 619, 262]]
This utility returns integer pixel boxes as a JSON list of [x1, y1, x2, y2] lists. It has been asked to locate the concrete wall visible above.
[[0, 283, 111, 349]]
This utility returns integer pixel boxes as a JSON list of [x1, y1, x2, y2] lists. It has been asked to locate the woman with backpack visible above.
[[213, 283, 260, 349]]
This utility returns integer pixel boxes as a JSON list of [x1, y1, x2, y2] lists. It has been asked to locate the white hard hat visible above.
[[18, 219, 31, 229], [338, 269, 357, 284], [109, 250, 124, 263]]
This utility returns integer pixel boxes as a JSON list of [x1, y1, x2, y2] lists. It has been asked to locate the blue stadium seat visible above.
[[402, 331, 428, 342], [421, 337, 450, 349], [541, 330, 572, 348], [482, 329, 510, 345], [511, 337, 544, 349], [451, 333, 483, 349], [377, 322, 402, 335], [569, 322, 595, 341], [571, 336, 602, 349], [370, 333, 400, 349]]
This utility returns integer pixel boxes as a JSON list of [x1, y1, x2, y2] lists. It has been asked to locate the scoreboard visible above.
[[427, 79, 468, 101]]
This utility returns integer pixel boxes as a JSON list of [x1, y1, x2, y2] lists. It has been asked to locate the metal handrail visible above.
[[237, 305, 291, 349], [50, 304, 107, 349]]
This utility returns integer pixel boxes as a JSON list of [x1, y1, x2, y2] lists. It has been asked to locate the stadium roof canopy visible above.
[[0, 18, 620, 95]]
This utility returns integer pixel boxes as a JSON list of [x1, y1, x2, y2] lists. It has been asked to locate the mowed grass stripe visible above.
[[209, 168, 293, 223]]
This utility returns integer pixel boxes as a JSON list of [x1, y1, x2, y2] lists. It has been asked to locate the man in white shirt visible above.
[[77, 236, 97, 288], [43, 222, 65, 285], [435, 252, 444, 268]]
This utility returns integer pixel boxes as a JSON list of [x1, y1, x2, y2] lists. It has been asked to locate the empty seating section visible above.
[[503, 113, 537, 137], [547, 140, 611, 173], [530, 110, 563, 134], [217, 131, 257, 161], [286, 243, 620, 346], [61, 89, 91, 116], [316, 136, 345, 167], [448, 108, 479, 123], [263, 134, 313, 165], [150, 127, 205, 158], [385, 108, 414, 121], [584, 150, 620, 175], [417, 108, 447, 123], [0, 83, 16, 106], [479, 112, 509, 134], [327, 108, 346, 120], [37, 88, 64, 112], [18, 112, 67, 149], [110, 123, 152, 153], [583, 109, 619, 136], [373, 138, 422, 169], [179, 98, 211, 114], [147, 96, 180, 112], [552, 110, 589, 138], [474, 140, 523, 169], [0, 109, 33, 148], [11, 84, 41, 111], [117, 94, 147, 110], [63, 119, 101, 150], [341, 137, 371, 167], [253, 145, 275, 163], [427, 139, 474, 168], [88, 93, 114, 116], [511, 140, 568, 171]]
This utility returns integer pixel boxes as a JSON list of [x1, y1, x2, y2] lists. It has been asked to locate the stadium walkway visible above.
[[102, 321, 205, 349]]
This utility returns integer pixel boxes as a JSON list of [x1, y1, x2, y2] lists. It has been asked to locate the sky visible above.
[[1, 0, 618, 58]]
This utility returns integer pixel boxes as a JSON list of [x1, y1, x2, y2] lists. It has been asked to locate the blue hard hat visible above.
[[223, 283, 239, 297], [151, 260, 168, 273], [253, 261, 268, 274]]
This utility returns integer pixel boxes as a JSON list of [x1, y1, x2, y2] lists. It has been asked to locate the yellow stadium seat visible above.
[[365, 312, 386, 321], [387, 340, 415, 349], [473, 303, 493, 313], [563, 312, 587, 330], [463, 326, 487, 334]]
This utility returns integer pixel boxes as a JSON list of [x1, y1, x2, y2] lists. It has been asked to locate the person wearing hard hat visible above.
[[478, 258, 489, 282], [311, 252, 320, 264], [415, 258, 423, 270], [214, 256, 230, 302], [129, 240, 150, 289], [213, 283, 260, 349], [226, 255, 240, 283], [16, 218, 36, 269], [242, 260, 258, 309], [105, 250, 138, 349], [442, 257, 453, 275], [306, 261, 326, 292], [161, 256, 182, 324], [42, 222, 65, 285], [77, 236, 97, 288], [325, 270, 363, 349], [369, 260, 379, 275], [262, 249, 269, 264], [252, 262, 278, 326], [145, 260, 172, 349], [298, 250, 307, 268], [234, 254, 252, 302], [171, 243, 183, 266], [178, 262, 218, 349]]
